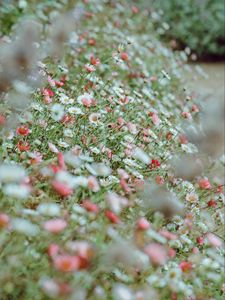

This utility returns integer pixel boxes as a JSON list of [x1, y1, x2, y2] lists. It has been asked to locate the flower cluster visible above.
[[0, 1, 224, 300]]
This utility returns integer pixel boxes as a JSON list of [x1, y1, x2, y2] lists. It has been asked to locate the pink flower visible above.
[[47, 243, 60, 257], [191, 104, 199, 113], [136, 217, 150, 230], [87, 176, 100, 192], [181, 111, 192, 120], [155, 175, 164, 185], [198, 178, 211, 190], [52, 181, 73, 197], [43, 219, 67, 233], [0, 213, 9, 228], [144, 243, 168, 266], [150, 112, 161, 126], [159, 230, 177, 240], [82, 199, 99, 214], [207, 233, 222, 247], [53, 255, 80, 272]]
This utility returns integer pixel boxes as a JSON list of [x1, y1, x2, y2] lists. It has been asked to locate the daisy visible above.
[[89, 112, 101, 125], [67, 107, 83, 115]]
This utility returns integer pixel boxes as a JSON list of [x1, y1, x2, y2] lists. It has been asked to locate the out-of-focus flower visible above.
[[140, 182, 184, 219], [0, 164, 26, 183], [144, 243, 168, 266], [53, 255, 81, 272], [37, 203, 61, 216], [198, 178, 211, 190], [0, 213, 10, 228], [52, 180, 73, 197], [179, 261, 192, 272], [43, 219, 67, 233], [11, 218, 39, 236], [112, 284, 134, 300]]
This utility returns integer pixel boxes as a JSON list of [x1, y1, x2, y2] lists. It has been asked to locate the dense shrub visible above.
[[151, 0, 225, 59]]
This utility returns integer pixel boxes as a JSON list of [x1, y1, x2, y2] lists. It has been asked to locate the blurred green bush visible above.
[[151, 0, 225, 59]]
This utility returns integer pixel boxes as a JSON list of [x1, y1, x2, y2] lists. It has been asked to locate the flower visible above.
[[136, 217, 150, 230], [53, 255, 81, 272], [87, 176, 100, 192], [82, 199, 99, 214], [144, 243, 168, 266], [67, 107, 83, 115], [185, 192, 198, 203], [59, 94, 74, 105], [120, 52, 129, 61], [43, 218, 67, 233], [17, 140, 30, 151], [198, 178, 211, 190], [206, 233, 222, 247], [105, 210, 121, 224], [0, 213, 9, 228], [150, 159, 161, 169], [89, 112, 101, 124], [0, 164, 26, 183], [51, 103, 64, 121], [179, 261, 192, 273], [16, 125, 30, 136], [52, 180, 73, 197]]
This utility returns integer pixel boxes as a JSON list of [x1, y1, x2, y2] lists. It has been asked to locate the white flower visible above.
[[106, 192, 128, 214], [133, 147, 151, 164], [86, 162, 111, 177], [37, 203, 61, 216], [89, 113, 101, 125], [77, 93, 93, 105], [112, 284, 134, 300], [55, 171, 87, 188], [58, 140, 70, 148], [4, 130, 14, 140], [3, 184, 30, 199], [11, 218, 39, 236], [59, 93, 74, 105], [51, 103, 64, 121], [0, 164, 26, 183], [67, 107, 83, 115], [185, 192, 198, 203], [64, 128, 73, 137]]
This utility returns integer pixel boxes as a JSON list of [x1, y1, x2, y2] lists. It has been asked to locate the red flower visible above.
[[105, 210, 121, 224], [179, 261, 192, 272], [120, 52, 129, 61], [90, 54, 100, 66], [82, 199, 99, 214], [16, 125, 30, 136], [150, 159, 161, 169], [17, 140, 30, 151], [207, 199, 217, 208]]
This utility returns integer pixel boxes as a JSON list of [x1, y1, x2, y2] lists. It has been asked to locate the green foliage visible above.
[[152, 0, 225, 59]]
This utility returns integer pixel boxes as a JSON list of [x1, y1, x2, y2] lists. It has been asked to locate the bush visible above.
[[151, 0, 225, 59]]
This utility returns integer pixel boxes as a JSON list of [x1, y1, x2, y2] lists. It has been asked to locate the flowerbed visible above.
[[0, 1, 224, 300]]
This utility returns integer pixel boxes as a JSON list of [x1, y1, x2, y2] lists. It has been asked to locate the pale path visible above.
[[185, 62, 225, 103]]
